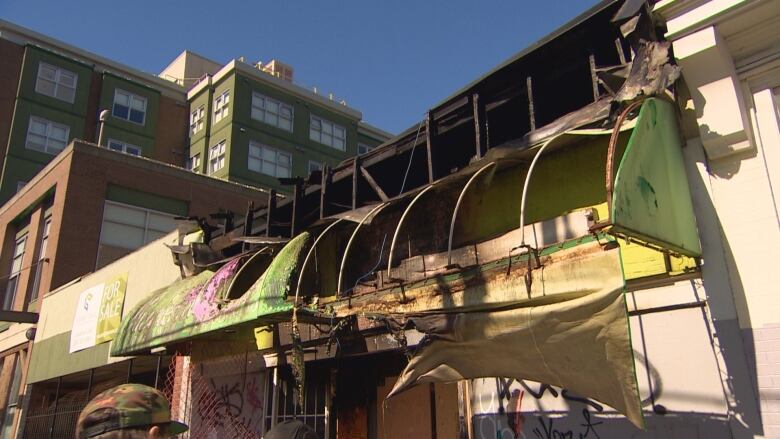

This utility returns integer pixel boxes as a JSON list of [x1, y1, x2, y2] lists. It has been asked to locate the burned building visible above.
[[22, 0, 780, 438]]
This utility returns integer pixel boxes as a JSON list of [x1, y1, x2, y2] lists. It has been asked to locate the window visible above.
[[0, 353, 24, 438], [30, 217, 51, 303], [187, 154, 201, 172], [213, 90, 230, 124], [99, 201, 178, 250], [107, 139, 142, 156], [190, 105, 205, 135], [35, 62, 77, 103], [251, 92, 293, 131], [208, 141, 226, 174], [358, 143, 374, 155], [248, 142, 291, 178], [16, 182, 27, 193], [308, 160, 322, 174], [3, 234, 27, 311], [112, 89, 147, 125], [310, 116, 346, 151], [25, 116, 69, 154]]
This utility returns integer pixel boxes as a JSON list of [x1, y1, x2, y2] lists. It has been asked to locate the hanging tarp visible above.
[[111, 233, 311, 356], [611, 98, 701, 256], [387, 245, 644, 428]]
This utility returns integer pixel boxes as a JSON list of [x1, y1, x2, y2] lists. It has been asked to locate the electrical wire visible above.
[[398, 116, 427, 196]]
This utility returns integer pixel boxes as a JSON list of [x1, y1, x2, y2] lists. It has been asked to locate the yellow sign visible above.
[[95, 274, 128, 344]]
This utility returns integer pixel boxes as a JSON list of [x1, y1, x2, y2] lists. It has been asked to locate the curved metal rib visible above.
[[294, 219, 345, 302], [386, 185, 436, 278], [337, 203, 389, 295], [447, 162, 497, 266], [519, 135, 563, 246]]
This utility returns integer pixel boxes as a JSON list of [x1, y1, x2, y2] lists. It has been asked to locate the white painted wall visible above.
[[657, 0, 780, 437]]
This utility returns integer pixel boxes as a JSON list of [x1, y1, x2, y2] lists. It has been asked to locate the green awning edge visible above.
[[110, 232, 311, 356], [611, 98, 702, 257]]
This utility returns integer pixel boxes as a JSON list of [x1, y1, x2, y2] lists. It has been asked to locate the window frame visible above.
[[213, 90, 230, 124], [29, 216, 51, 304], [358, 143, 374, 155], [0, 352, 24, 437], [35, 61, 77, 103], [251, 92, 294, 132], [190, 105, 205, 136], [112, 89, 147, 126], [106, 138, 142, 156], [99, 201, 178, 251], [25, 116, 70, 155], [188, 154, 201, 172], [309, 115, 346, 151], [208, 140, 227, 174], [3, 234, 27, 311], [248, 141, 292, 178]]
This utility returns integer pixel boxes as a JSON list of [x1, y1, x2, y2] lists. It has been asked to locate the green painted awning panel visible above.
[[111, 233, 311, 356], [611, 98, 702, 257]]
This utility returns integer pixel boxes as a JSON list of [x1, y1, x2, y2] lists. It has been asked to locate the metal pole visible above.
[[154, 356, 163, 389], [126, 359, 133, 383], [48, 376, 61, 439], [86, 369, 94, 400], [97, 109, 109, 146]]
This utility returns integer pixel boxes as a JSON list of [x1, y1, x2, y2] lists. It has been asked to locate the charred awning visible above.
[[110, 233, 311, 356]]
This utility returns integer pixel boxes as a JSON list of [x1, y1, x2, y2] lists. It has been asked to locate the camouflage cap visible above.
[[76, 383, 188, 438]]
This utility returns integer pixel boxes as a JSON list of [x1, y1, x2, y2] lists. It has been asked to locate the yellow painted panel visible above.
[[669, 254, 697, 275], [620, 239, 667, 279]]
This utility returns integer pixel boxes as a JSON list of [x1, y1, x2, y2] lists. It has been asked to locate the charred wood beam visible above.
[[472, 93, 487, 158], [589, 53, 600, 101], [265, 189, 277, 237], [320, 164, 330, 219], [526, 76, 536, 131], [425, 111, 435, 184], [615, 38, 627, 64], [352, 157, 360, 209], [291, 180, 304, 236], [359, 166, 389, 202], [243, 201, 254, 251]]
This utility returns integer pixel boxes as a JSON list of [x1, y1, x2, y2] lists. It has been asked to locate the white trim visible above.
[[208, 140, 227, 174], [309, 115, 346, 151], [248, 141, 292, 178], [188, 60, 361, 120], [106, 138, 142, 156], [112, 88, 147, 125], [213, 90, 230, 124], [98, 200, 178, 251], [25, 116, 69, 155], [35, 61, 77, 103], [251, 92, 294, 132], [0, 19, 185, 98], [190, 105, 205, 136]]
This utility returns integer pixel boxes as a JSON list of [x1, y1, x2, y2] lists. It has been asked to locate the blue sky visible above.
[[1, 0, 599, 134]]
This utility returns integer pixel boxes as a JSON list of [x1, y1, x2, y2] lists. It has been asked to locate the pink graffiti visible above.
[[191, 258, 242, 322]]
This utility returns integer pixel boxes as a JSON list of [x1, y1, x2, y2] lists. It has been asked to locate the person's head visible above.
[[76, 383, 188, 439]]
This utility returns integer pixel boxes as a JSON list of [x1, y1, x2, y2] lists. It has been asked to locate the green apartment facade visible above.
[[186, 60, 391, 192], [0, 20, 189, 204]]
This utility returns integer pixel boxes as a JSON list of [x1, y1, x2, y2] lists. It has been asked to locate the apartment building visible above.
[[166, 52, 391, 193], [0, 20, 189, 204], [0, 140, 271, 437]]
